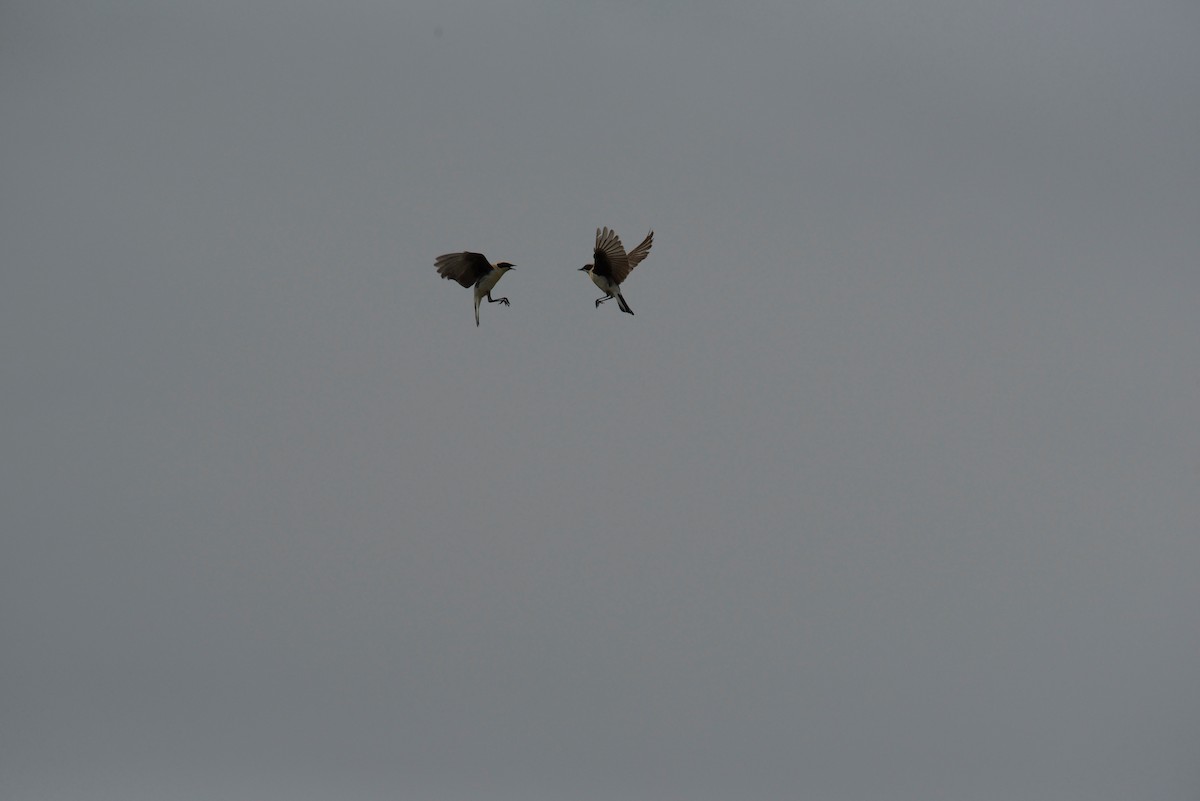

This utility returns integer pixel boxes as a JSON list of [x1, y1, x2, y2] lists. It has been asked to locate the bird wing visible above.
[[624, 230, 654, 274], [435, 252, 492, 288], [593, 227, 631, 284]]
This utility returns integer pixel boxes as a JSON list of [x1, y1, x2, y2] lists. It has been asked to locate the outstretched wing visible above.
[[592, 227, 631, 285], [435, 252, 492, 288], [624, 230, 654, 274]]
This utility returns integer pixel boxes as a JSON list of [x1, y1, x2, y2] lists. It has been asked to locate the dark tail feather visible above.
[[617, 293, 634, 315]]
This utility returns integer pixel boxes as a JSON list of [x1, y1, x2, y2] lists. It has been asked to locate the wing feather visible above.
[[592, 227, 631, 284], [435, 252, 492, 288], [624, 230, 654, 275]]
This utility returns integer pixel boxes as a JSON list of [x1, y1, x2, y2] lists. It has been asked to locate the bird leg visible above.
[[487, 293, 510, 306], [595, 295, 611, 307]]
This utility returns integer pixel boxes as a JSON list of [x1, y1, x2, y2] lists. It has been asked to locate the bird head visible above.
[[579, 264, 592, 273], [496, 262, 515, 272]]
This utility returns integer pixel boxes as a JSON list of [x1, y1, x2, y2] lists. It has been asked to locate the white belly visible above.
[[589, 273, 619, 296], [476, 270, 504, 296]]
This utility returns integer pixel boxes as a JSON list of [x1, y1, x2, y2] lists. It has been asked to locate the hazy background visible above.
[[3, 1, 1198, 799]]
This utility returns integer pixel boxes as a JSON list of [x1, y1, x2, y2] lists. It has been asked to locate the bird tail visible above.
[[475, 297, 481, 326], [617, 293, 634, 315]]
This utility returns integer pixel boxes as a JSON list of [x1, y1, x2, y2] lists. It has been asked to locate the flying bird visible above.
[[579, 227, 653, 315], [435, 251, 515, 326]]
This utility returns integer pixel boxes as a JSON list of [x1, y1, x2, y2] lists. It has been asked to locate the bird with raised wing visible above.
[[435, 251, 515, 326], [579, 227, 653, 315]]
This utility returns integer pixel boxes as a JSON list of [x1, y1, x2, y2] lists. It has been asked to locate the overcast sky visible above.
[[3, 1, 1199, 799]]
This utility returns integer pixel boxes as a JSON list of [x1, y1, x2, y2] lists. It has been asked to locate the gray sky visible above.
[[3, 1, 1199, 799]]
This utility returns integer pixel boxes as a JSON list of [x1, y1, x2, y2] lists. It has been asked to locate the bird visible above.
[[579, 227, 653, 315], [435, 251, 515, 326]]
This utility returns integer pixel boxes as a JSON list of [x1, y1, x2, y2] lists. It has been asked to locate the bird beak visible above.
[[578, 266, 588, 271]]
